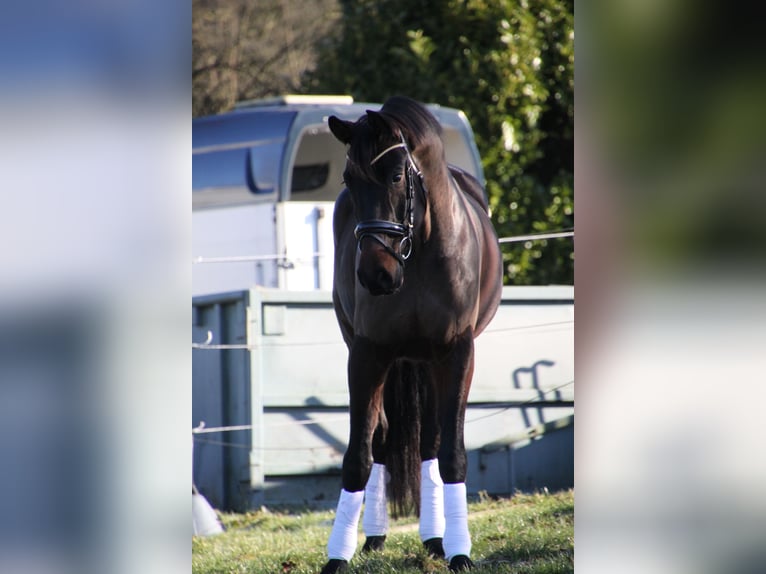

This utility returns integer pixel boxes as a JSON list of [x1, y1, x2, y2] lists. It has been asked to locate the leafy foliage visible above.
[[305, 0, 573, 285]]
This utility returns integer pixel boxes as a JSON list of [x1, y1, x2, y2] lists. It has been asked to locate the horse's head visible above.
[[329, 107, 425, 296]]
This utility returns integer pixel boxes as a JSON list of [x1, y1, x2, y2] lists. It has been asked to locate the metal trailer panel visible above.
[[192, 293, 252, 510], [192, 286, 573, 510]]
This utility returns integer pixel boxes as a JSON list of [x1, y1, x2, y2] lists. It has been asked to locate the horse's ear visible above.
[[328, 116, 353, 144], [366, 110, 393, 136]]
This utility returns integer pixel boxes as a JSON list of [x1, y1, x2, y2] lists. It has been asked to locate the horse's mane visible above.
[[379, 96, 443, 151], [346, 96, 444, 181]]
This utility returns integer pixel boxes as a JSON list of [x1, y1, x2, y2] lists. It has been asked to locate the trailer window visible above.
[[291, 163, 329, 192]]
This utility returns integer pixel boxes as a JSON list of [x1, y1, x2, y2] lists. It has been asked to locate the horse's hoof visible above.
[[449, 555, 474, 571], [320, 558, 348, 574], [423, 537, 445, 558], [362, 534, 386, 552]]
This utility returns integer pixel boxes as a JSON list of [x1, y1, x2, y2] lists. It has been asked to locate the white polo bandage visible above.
[[327, 488, 364, 561], [443, 482, 471, 560], [419, 459, 445, 541], [362, 463, 389, 536]]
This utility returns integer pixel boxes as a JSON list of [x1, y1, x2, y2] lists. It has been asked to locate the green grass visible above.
[[193, 490, 573, 574]]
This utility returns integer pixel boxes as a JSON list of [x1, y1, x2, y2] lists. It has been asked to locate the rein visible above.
[[353, 135, 426, 264]]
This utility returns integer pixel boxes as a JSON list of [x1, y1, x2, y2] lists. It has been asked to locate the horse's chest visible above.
[[357, 289, 476, 348]]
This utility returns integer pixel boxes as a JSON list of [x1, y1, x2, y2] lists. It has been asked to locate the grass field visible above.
[[192, 490, 573, 574]]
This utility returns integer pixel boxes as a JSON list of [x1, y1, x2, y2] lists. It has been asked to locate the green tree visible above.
[[305, 0, 573, 285]]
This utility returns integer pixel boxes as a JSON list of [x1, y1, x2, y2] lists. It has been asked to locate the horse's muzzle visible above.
[[357, 267, 400, 296], [356, 237, 403, 296]]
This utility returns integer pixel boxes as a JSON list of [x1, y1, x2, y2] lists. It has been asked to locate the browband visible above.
[[370, 142, 407, 165]]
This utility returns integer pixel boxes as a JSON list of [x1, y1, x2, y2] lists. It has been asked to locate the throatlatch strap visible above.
[[419, 459, 445, 541], [327, 489, 364, 561]]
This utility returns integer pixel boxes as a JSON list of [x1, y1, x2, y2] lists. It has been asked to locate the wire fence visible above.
[[192, 229, 574, 265], [497, 229, 573, 244], [192, 318, 572, 350], [192, 228, 573, 451], [191, 379, 574, 451]]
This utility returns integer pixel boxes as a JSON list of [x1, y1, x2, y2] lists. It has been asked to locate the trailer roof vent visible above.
[[235, 95, 354, 109]]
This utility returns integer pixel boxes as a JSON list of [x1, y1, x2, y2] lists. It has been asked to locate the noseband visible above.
[[353, 135, 425, 264]]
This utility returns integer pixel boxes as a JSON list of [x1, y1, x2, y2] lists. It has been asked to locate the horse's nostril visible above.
[[376, 269, 392, 288], [357, 264, 398, 296]]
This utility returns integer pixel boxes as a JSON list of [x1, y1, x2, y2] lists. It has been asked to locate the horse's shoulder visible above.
[[448, 165, 489, 213]]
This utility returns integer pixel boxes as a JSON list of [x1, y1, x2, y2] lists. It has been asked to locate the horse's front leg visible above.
[[435, 329, 475, 572], [321, 339, 391, 574], [361, 418, 388, 553], [420, 366, 446, 559]]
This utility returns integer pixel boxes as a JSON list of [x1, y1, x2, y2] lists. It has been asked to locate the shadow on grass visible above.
[[478, 544, 573, 574]]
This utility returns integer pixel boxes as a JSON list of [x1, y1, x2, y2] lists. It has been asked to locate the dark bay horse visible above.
[[321, 97, 502, 573]]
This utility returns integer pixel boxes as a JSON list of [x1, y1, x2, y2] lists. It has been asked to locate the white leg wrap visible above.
[[443, 482, 471, 560], [362, 463, 389, 536], [327, 489, 364, 561], [419, 459, 445, 541]]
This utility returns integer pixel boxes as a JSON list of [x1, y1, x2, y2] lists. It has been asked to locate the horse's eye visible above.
[[392, 172, 403, 184]]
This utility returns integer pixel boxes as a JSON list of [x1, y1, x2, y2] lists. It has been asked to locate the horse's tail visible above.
[[383, 359, 424, 517]]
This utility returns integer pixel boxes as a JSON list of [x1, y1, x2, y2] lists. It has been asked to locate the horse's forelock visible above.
[[347, 98, 443, 178], [346, 116, 389, 180]]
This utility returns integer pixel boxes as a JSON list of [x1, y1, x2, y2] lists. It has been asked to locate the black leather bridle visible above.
[[353, 135, 425, 265]]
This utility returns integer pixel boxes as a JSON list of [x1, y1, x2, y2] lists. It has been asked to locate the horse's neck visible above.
[[423, 165, 468, 239]]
